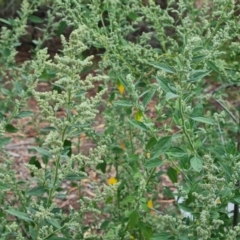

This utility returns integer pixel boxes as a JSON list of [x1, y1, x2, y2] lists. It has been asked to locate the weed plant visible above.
[[0, 0, 240, 239]]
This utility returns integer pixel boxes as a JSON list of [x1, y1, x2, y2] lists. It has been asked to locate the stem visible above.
[[146, 167, 156, 186], [129, 125, 134, 154], [178, 98, 195, 152], [47, 126, 67, 207]]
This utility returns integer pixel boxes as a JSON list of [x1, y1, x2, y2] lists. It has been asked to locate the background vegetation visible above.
[[0, 0, 240, 239]]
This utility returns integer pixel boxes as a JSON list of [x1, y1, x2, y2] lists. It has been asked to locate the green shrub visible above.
[[0, 0, 240, 239]]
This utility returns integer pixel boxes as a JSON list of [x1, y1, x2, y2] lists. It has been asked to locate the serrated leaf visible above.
[[46, 218, 61, 229], [152, 136, 172, 158], [29, 15, 44, 23], [17, 111, 34, 118], [143, 89, 156, 106], [191, 117, 215, 125], [27, 186, 46, 197], [145, 158, 164, 168], [189, 70, 211, 82], [0, 137, 11, 147], [167, 167, 178, 183], [5, 124, 18, 133], [5, 209, 32, 222], [128, 118, 148, 131], [146, 137, 157, 150], [113, 100, 132, 107], [190, 156, 202, 172], [128, 209, 139, 230], [150, 62, 175, 74], [31, 147, 52, 158]]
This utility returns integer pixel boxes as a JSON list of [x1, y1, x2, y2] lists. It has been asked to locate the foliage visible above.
[[0, 0, 240, 239]]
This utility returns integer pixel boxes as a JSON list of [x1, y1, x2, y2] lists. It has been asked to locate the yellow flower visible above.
[[107, 177, 117, 185], [216, 197, 221, 204], [117, 82, 125, 94], [146, 152, 150, 159], [135, 110, 142, 122], [147, 199, 153, 209]]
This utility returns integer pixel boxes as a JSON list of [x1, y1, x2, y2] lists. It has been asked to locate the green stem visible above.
[[47, 126, 67, 207], [179, 98, 195, 152]]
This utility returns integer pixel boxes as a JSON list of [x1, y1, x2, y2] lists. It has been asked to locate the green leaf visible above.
[[31, 147, 52, 158], [151, 232, 173, 240], [122, 195, 135, 204], [146, 137, 158, 150], [166, 147, 186, 158], [128, 209, 139, 230], [96, 160, 107, 173], [145, 158, 164, 168], [0, 137, 11, 147], [191, 117, 215, 125], [232, 197, 240, 204], [166, 92, 179, 101], [190, 156, 202, 172], [27, 186, 46, 197], [189, 70, 211, 82], [113, 100, 132, 107], [57, 21, 67, 36], [46, 218, 61, 229], [2, 48, 11, 57], [150, 62, 175, 74], [29, 156, 41, 169], [0, 181, 9, 191], [207, 61, 221, 73], [156, 76, 173, 93], [112, 146, 124, 154], [143, 89, 156, 107], [5, 209, 32, 222], [128, 12, 138, 21], [128, 118, 148, 131], [167, 167, 178, 183], [29, 15, 44, 23], [63, 139, 72, 157], [17, 111, 34, 118], [0, 18, 12, 25], [192, 55, 206, 62], [64, 173, 86, 180], [139, 221, 153, 240], [5, 124, 18, 133], [47, 237, 69, 240], [40, 126, 57, 132], [152, 136, 172, 158]]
